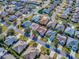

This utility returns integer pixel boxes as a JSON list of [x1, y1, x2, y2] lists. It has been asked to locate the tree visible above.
[[52, 53, 57, 59], [40, 46, 50, 55], [7, 28, 15, 36], [77, 43, 79, 53], [0, 26, 2, 34], [0, 34, 5, 42], [38, 9, 43, 14], [60, 57, 66, 59], [24, 27, 31, 37], [29, 41, 37, 47]]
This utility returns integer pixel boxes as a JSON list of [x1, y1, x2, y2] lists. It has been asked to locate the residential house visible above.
[[4, 36, 17, 46], [12, 40, 27, 54], [22, 47, 39, 59]]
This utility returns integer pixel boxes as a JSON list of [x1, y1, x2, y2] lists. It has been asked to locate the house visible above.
[[71, 11, 79, 23], [9, 15, 17, 21], [6, 7, 15, 15], [32, 15, 40, 23], [67, 0, 73, 6], [0, 11, 8, 17], [31, 23, 40, 30], [39, 16, 49, 26], [21, 20, 31, 28], [46, 30, 57, 42], [2, 53, 16, 59], [76, 7, 79, 12], [61, 7, 71, 19], [0, 48, 7, 58], [65, 27, 75, 37], [74, 13, 79, 19], [50, 4, 55, 10], [46, 30, 55, 36], [20, 8, 28, 14], [22, 47, 39, 59], [47, 21, 57, 29], [57, 34, 67, 46], [4, 36, 17, 46], [55, 24, 65, 32], [12, 40, 27, 54], [37, 26, 47, 37], [66, 37, 78, 52], [71, 18, 79, 23], [15, 2, 22, 8], [53, 0, 61, 7], [15, 11, 22, 17]]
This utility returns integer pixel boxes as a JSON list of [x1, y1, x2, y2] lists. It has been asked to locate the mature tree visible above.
[[0, 26, 2, 34], [7, 28, 15, 36], [0, 34, 5, 42]]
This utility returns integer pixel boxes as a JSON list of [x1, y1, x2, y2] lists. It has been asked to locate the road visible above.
[[11, 26, 74, 59], [2, 11, 75, 59], [1, 0, 75, 58]]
